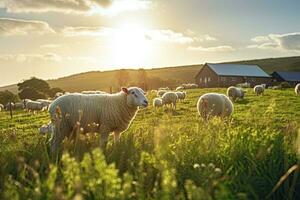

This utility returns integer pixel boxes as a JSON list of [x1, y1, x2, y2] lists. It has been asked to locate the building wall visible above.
[[195, 65, 272, 88]]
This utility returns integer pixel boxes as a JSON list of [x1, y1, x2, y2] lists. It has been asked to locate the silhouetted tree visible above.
[[116, 69, 130, 87], [137, 68, 148, 90], [0, 90, 18, 105], [18, 77, 51, 100], [18, 88, 47, 100]]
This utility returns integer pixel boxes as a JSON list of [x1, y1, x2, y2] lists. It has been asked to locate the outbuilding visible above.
[[271, 71, 300, 86]]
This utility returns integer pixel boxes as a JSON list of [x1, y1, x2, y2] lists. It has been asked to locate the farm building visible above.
[[271, 71, 300, 86], [195, 63, 272, 87]]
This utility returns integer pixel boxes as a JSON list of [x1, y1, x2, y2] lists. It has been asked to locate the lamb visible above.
[[157, 90, 167, 97], [48, 87, 148, 153], [197, 93, 233, 119], [254, 85, 265, 95], [153, 98, 163, 109], [175, 91, 186, 101], [81, 90, 107, 94], [161, 91, 178, 110], [295, 83, 300, 95], [226, 86, 245, 101], [26, 101, 45, 112]]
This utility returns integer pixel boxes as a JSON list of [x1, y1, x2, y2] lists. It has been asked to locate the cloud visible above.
[[40, 44, 62, 48], [61, 26, 112, 36], [146, 29, 194, 44], [0, 0, 151, 15], [0, 53, 61, 62], [249, 32, 300, 51], [187, 45, 235, 52], [0, 18, 55, 36]]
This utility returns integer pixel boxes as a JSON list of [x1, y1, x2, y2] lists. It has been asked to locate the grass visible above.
[[0, 88, 300, 199]]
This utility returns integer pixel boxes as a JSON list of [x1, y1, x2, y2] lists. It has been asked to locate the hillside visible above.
[[1, 56, 300, 93]]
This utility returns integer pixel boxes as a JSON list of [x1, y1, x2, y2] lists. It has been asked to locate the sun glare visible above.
[[110, 23, 151, 67]]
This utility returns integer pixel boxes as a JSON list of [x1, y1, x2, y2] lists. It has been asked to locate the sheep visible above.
[[5, 102, 14, 110], [158, 87, 169, 91], [226, 86, 245, 101], [48, 87, 148, 153], [153, 98, 163, 109], [157, 90, 167, 97], [14, 102, 25, 109], [254, 85, 265, 95], [295, 84, 300, 95], [175, 91, 186, 101], [182, 83, 198, 89], [81, 90, 107, 94], [26, 101, 45, 112], [237, 82, 251, 88], [36, 99, 53, 109], [197, 93, 233, 119], [0, 104, 3, 111], [39, 122, 54, 135], [161, 91, 178, 110], [176, 86, 184, 91]]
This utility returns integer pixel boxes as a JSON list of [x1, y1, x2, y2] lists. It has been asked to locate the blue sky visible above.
[[0, 0, 300, 86]]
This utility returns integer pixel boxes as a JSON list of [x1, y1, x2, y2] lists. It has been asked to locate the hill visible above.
[[1, 56, 300, 93]]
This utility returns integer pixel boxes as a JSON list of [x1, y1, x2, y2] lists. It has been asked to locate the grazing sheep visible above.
[[226, 86, 245, 101], [39, 122, 54, 135], [158, 87, 169, 91], [161, 92, 178, 110], [157, 90, 167, 97], [176, 86, 184, 91], [237, 82, 251, 88], [153, 98, 163, 109], [197, 93, 233, 119], [36, 99, 52, 109], [182, 83, 198, 89], [48, 87, 148, 152], [5, 102, 14, 110], [254, 85, 265, 95], [175, 91, 186, 101], [81, 90, 107, 94], [295, 84, 300, 95], [14, 102, 25, 109], [0, 104, 3, 111], [26, 101, 45, 112]]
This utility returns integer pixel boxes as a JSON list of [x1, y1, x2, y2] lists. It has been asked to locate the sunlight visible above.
[[110, 23, 151, 67]]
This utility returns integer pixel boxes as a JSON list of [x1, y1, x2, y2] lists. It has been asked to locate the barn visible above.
[[195, 63, 272, 88], [271, 71, 300, 86]]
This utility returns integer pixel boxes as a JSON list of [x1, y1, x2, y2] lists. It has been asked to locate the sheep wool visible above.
[[161, 92, 178, 109], [227, 86, 244, 101], [153, 98, 163, 108], [176, 86, 184, 91], [26, 101, 45, 111], [176, 91, 186, 101], [157, 90, 167, 97], [81, 91, 107, 94], [14, 102, 25, 109], [254, 85, 264, 95], [48, 87, 147, 152], [0, 104, 3, 111], [5, 102, 14, 110], [295, 83, 300, 95], [197, 93, 233, 119]]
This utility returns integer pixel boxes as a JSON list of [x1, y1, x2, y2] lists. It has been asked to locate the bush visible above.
[[279, 81, 291, 88]]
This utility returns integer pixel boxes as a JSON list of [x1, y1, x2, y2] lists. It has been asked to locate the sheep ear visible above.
[[121, 87, 128, 94]]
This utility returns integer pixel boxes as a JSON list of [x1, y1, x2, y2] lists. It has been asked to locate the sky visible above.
[[0, 0, 300, 86]]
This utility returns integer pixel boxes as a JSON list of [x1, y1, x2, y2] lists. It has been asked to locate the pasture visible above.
[[1, 88, 300, 199]]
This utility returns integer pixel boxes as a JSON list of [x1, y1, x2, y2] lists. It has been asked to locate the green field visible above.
[[1, 88, 300, 199]]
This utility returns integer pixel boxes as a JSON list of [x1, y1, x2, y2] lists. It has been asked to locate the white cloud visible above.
[[0, 0, 151, 15], [62, 26, 112, 36], [187, 45, 235, 52], [146, 29, 194, 44], [249, 32, 300, 51], [0, 18, 55, 36], [41, 44, 62, 48], [0, 53, 61, 62]]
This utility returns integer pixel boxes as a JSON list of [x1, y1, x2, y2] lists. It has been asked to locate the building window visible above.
[[221, 77, 226, 81]]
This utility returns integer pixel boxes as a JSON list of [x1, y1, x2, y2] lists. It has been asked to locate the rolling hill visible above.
[[1, 56, 300, 93]]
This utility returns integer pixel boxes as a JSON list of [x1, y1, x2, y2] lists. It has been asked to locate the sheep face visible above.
[[122, 87, 148, 108]]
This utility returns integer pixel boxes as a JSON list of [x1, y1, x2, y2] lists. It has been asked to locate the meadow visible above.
[[1, 88, 300, 199]]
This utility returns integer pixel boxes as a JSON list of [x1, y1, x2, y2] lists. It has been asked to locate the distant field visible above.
[[1, 88, 300, 199], [1, 56, 300, 94]]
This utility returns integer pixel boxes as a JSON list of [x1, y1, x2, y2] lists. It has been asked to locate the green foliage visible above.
[[48, 87, 64, 98], [17, 77, 50, 94], [18, 87, 47, 100], [1, 88, 300, 199], [279, 81, 292, 89], [0, 90, 19, 104]]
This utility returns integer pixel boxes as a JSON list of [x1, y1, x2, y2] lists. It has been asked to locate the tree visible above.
[[115, 69, 130, 87], [0, 90, 19, 105], [18, 88, 47, 100], [137, 68, 148, 90], [17, 77, 50, 95], [48, 87, 65, 98]]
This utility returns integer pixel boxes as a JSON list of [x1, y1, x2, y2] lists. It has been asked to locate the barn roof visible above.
[[206, 63, 270, 77], [272, 71, 300, 81]]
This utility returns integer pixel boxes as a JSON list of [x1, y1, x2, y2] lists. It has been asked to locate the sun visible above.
[[109, 23, 150, 67]]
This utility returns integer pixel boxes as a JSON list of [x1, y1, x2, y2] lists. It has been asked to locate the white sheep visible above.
[[254, 85, 265, 95], [5, 102, 14, 110], [153, 98, 163, 109], [226, 86, 245, 101], [0, 104, 3, 111], [14, 102, 25, 109], [36, 99, 52, 109], [158, 87, 169, 91], [237, 82, 251, 88], [48, 87, 148, 153], [295, 83, 300, 95], [81, 90, 107, 94], [39, 122, 54, 135], [175, 91, 186, 101], [157, 90, 167, 97], [197, 93, 234, 119], [26, 101, 45, 112], [176, 86, 184, 91], [161, 91, 178, 110]]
